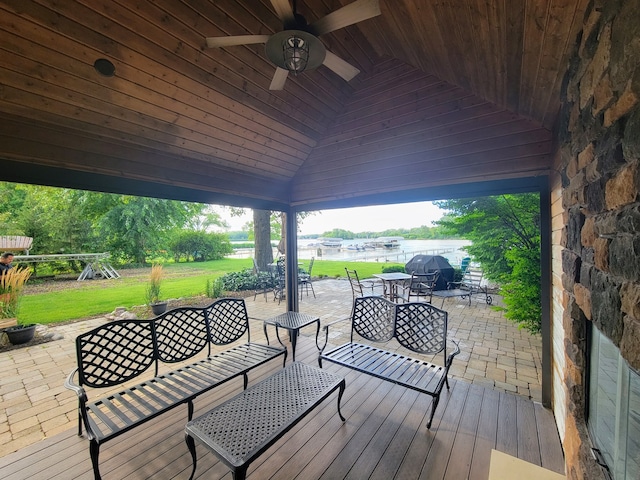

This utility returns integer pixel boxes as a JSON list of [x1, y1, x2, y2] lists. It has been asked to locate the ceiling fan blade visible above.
[[269, 67, 289, 90], [206, 35, 270, 48], [309, 0, 381, 36], [270, 0, 295, 26], [323, 51, 360, 81]]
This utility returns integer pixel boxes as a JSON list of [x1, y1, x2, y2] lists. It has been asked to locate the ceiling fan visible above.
[[205, 0, 381, 90]]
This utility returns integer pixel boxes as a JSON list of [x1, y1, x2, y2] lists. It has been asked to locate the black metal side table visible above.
[[263, 311, 320, 362]]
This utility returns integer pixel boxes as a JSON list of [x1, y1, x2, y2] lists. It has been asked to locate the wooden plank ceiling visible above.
[[0, 0, 589, 210]]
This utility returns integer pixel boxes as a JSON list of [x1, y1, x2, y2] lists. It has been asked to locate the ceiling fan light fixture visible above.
[[266, 30, 326, 75], [283, 35, 309, 74]]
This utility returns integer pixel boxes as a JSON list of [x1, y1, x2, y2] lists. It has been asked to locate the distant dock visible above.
[[314, 247, 456, 263]]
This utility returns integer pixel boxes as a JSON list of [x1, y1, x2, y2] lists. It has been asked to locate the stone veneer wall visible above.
[[553, 1, 640, 478]]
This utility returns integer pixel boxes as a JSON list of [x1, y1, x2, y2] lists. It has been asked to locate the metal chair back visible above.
[[299, 257, 315, 298], [405, 271, 439, 303], [345, 267, 374, 300], [273, 257, 286, 303]]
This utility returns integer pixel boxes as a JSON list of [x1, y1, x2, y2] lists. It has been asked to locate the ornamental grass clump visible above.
[[146, 264, 164, 305], [0, 267, 32, 320]]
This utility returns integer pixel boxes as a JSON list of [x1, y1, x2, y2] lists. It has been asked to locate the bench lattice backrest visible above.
[[154, 306, 209, 364], [206, 298, 250, 345], [351, 296, 396, 343], [76, 319, 155, 388], [395, 302, 448, 359]]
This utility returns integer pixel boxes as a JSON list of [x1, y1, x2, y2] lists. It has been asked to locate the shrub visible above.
[[206, 277, 225, 298], [169, 230, 233, 262], [498, 247, 541, 333], [219, 269, 275, 291], [452, 267, 463, 283], [381, 265, 405, 273]]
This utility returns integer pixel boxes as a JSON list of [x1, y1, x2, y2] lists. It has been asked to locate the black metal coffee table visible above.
[[263, 311, 321, 361], [184, 362, 345, 480]]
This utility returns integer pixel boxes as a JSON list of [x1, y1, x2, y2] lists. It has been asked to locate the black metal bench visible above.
[[318, 296, 459, 429], [64, 298, 287, 480]]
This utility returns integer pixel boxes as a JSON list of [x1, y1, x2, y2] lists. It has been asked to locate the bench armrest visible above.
[[318, 317, 351, 353], [445, 340, 461, 368], [64, 368, 96, 439], [64, 368, 86, 399]]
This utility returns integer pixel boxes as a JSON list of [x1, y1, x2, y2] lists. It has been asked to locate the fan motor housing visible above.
[[265, 30, 326, 71]]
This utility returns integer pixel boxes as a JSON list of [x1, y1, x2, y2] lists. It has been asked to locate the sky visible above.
[[213, 201, 445, 235]]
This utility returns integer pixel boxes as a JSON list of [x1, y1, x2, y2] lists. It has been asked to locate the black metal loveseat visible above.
[[64, 298, 287, 480], [319, 296, 459, 429]]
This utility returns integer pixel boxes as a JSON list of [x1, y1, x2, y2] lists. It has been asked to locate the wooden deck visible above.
[[0, 337, 564, 479]]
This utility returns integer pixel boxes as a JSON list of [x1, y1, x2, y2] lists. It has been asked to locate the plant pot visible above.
[[5, 324, 37, 345], [151, 302, 168, 316]]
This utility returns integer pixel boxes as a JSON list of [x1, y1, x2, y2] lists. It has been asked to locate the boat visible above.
[[318, 237, 343, 248], [363, 236, 403, 249]]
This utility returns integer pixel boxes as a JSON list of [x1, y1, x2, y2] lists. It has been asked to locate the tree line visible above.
[[300, 224, 454, 240], [0, 183, 231, 267]]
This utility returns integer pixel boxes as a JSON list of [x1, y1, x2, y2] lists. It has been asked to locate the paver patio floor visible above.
[[0, 278, 542, 458]]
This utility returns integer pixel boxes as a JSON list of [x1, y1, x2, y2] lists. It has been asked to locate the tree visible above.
[[0, 183, 27, 230], [276, 212, 286, 255], [95, 195, 204, 265], [189, 206, 229, 231], [253, 210, 274, 270], [435, 194, 541, 333]]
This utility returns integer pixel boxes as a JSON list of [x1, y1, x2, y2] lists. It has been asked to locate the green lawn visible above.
[[19, 259, 401, 325]]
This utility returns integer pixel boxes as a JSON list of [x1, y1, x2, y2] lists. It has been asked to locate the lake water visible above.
[[232, 238, 472, 267]]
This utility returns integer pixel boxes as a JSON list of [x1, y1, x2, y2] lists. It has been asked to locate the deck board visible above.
[[468, 387, 500, 480], [496, 389, 518, 457], [368, 389, 425, 480], [517, 394, 542, 465], [535, 402, 566, 473], [444, 383, 485, 479], [419, 381, 470, 479], [0, 337, 564, 479], [320, 379, 406, 479], [345, 388, 421, 479]]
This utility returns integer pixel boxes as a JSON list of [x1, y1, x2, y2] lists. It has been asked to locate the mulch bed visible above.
[[0, 332, 59, 352]]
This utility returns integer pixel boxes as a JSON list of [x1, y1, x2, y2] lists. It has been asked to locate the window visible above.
[[588, 327, 640, 479]]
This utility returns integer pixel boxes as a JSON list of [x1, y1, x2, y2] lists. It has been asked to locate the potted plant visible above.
[[1, 267, 36, 345], [146, 264, 167, 315]]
